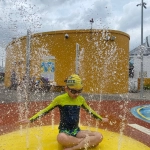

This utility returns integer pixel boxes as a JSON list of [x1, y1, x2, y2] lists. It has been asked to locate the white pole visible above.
[[26, 29, 31, 77], [137, 0, 147, 98], [76, 43, 80, 74], [140, 0, 144, 98], [25, 29, 31, 103], [2, 57, 3, 68]]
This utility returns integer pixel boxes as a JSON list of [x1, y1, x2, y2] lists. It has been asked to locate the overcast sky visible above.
[[0, 0, 150, 66]]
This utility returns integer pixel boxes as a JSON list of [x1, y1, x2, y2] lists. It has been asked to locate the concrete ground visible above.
[[0, 82, 149, 103]]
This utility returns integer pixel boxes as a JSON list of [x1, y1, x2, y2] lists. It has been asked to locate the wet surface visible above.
[[131, 105, 150, 123], [0, 83, 150, 147], [0, 125, 149, 150]]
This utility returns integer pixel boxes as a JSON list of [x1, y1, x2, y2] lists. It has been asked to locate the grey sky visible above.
[[0, 0, 150, 66]]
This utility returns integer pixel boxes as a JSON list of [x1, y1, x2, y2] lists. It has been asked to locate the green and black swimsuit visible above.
[[30, 93, 102, 135]]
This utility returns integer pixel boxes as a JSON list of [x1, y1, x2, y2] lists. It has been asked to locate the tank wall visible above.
[[78, 31, 129, 93], [5, 29, 130, 93], [5, 38, 27, 87]]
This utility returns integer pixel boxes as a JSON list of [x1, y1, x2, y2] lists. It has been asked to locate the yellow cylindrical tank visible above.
[[5, 29, 130, 94]]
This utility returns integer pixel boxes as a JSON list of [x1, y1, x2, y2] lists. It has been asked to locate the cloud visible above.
[[39, 0, 113, 31], [0, 0, 150, 67], [112, 0, 150, 49]]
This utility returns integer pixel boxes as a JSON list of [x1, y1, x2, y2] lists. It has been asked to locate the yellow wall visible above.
[[138, 78, 150, 89], [5, 29, 130, 94]]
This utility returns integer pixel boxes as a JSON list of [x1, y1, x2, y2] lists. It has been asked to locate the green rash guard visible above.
[[29, 93, 102, 130]]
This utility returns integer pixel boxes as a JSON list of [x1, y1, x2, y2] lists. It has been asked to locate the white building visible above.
[[129, 35, 150, 92], [132, 56, 150, 79]]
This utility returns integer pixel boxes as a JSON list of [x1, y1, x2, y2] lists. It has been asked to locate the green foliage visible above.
[[0, 76, 4, 82], [144, 84, 150, 90]]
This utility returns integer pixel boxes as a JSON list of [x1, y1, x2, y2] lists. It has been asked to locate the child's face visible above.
[[66, 87, 82, 99]]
